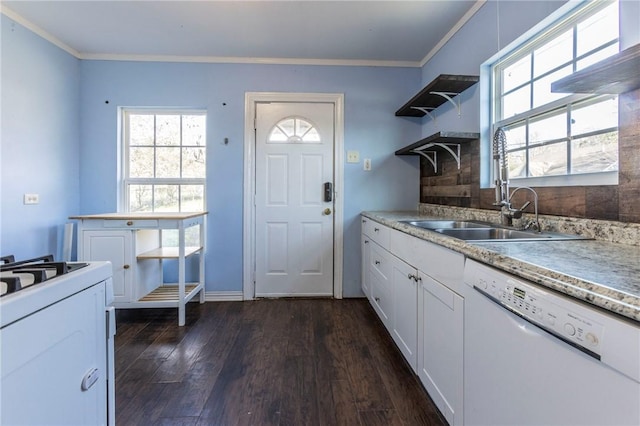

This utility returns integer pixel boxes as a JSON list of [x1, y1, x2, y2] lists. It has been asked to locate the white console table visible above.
[[71, 212, 207, 326]]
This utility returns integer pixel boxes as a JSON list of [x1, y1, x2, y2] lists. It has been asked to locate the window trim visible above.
[[120, 108, 207, 213], [485, 0, 619, 188]]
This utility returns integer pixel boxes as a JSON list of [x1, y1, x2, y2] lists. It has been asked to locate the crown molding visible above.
[[79, 52, 420, 68]]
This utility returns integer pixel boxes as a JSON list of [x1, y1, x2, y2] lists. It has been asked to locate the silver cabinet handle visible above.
[[407, 273, 421, 283]]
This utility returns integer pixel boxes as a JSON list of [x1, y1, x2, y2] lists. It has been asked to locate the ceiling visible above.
[[1, 0, 483, 66]]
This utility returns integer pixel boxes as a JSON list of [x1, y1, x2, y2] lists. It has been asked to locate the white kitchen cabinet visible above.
[[368, 240, 393, 328], [362, 216, 390, 247], [81, 230, 133, 304], [361, 215, 465, 426], [389, 254, 418, 372], [418, 274, 464, 426], [361, 216, 418, 371], [72, 212, 207, 326], [361, 234, 370, 298]]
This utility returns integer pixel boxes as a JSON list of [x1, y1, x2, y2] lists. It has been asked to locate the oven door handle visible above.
[[106, 305, 116, 338], [105, 305, 116, 426]]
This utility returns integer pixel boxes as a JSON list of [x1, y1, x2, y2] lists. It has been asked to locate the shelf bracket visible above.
[[410, 106, 436, 122], [412, 142, 462, 170], [411, 150, 438, 173], [430, 91, 462, 117]]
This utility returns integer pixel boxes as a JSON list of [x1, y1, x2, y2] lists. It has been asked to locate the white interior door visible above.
[[255, 102, 335, 297]]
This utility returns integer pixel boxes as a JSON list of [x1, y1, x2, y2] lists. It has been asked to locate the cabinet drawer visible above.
[[390, 229, 464, 294], [369, 241, 391, 281], [362, 218, 390, 248], [103, 219, 159, 229], [370, 270, 392, 327], [361, 234, 371, 298]]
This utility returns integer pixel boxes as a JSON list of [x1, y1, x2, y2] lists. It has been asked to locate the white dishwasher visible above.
[[463, 259, 640, 426]]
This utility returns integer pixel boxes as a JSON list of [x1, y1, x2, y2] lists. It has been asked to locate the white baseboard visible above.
[[204, 291, 244, 302]]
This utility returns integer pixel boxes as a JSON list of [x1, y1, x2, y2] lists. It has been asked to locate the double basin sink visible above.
[[401, 220, 590, 242]]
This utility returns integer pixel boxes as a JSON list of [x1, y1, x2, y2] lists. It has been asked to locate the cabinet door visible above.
[[418, 274, 464, 426], [361, 234, 371, 298], [82, 230, 133, 303], [390, 255, 418, 372]]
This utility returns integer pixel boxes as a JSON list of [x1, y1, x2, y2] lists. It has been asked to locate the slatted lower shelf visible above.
[[139, 284, 199, 302]]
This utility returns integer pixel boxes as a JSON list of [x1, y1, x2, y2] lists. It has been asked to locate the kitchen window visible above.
[[491, 1, 619, 185], [121, 110, 206, 245]]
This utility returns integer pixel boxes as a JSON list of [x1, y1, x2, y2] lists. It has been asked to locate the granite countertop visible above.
[[362, 211, 640, 324]]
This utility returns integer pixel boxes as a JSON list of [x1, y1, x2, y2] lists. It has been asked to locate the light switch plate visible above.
[[364, 158, 372, 171], [347, 150, 360, 163]]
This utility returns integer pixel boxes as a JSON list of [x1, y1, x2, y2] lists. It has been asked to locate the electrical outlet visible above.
[[363, 158, 372, 171], [24, 193, 39, 205], [346, 150, 360, 163]]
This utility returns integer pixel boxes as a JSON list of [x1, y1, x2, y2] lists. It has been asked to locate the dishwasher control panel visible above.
[[470, 264, 604, 359]]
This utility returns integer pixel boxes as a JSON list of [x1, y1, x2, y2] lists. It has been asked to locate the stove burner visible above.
[[0, 254, 89, 297]]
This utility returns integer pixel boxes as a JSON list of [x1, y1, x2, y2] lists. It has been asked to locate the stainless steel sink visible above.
[[433, 227, 589, 242], [401, 220, 492, 230], [401, 219, 590, 242]]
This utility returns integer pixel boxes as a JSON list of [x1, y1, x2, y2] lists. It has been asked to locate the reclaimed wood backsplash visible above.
[[420, 88, 639, 223]]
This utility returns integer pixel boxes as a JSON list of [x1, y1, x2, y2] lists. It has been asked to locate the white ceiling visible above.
[[1, 0, 484, 66]]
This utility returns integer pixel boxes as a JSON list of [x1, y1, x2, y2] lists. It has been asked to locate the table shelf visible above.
[[137, 246, 202, 260], [72, 212, 207, 326]]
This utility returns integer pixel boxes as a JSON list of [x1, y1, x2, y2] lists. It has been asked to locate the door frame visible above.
[[243, 92, 345, 300]]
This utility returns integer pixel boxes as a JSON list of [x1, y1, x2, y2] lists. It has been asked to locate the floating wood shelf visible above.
[[396, 74, 479, 118], [551, 43, 640, 94], [395, 131, 479, 172]]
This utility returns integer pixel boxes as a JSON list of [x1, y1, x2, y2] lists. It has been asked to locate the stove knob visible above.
[[564, 323, 576, 336]]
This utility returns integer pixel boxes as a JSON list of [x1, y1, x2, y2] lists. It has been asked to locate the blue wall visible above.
[[1, 14, 80, 260], [78, 60, 421, 297]]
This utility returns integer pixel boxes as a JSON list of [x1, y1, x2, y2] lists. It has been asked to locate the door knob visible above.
[[323, 208, 332, 215]]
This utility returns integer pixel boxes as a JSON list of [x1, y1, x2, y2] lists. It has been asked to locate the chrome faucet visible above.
[[493, 127, 512, 225], [492, 127, 541, 231], [505, 186, 541, 232]]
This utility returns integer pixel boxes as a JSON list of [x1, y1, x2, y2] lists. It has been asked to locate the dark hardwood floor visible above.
[[114, 299, 446, 426]]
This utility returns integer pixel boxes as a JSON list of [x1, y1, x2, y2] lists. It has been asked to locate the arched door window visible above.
[[267, 117, 321, 143]]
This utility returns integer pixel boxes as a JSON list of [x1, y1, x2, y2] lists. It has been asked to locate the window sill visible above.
[[503, 171, 618, 188]]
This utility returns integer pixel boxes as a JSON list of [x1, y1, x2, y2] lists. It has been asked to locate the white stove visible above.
[[0, 254, 115, 426]]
